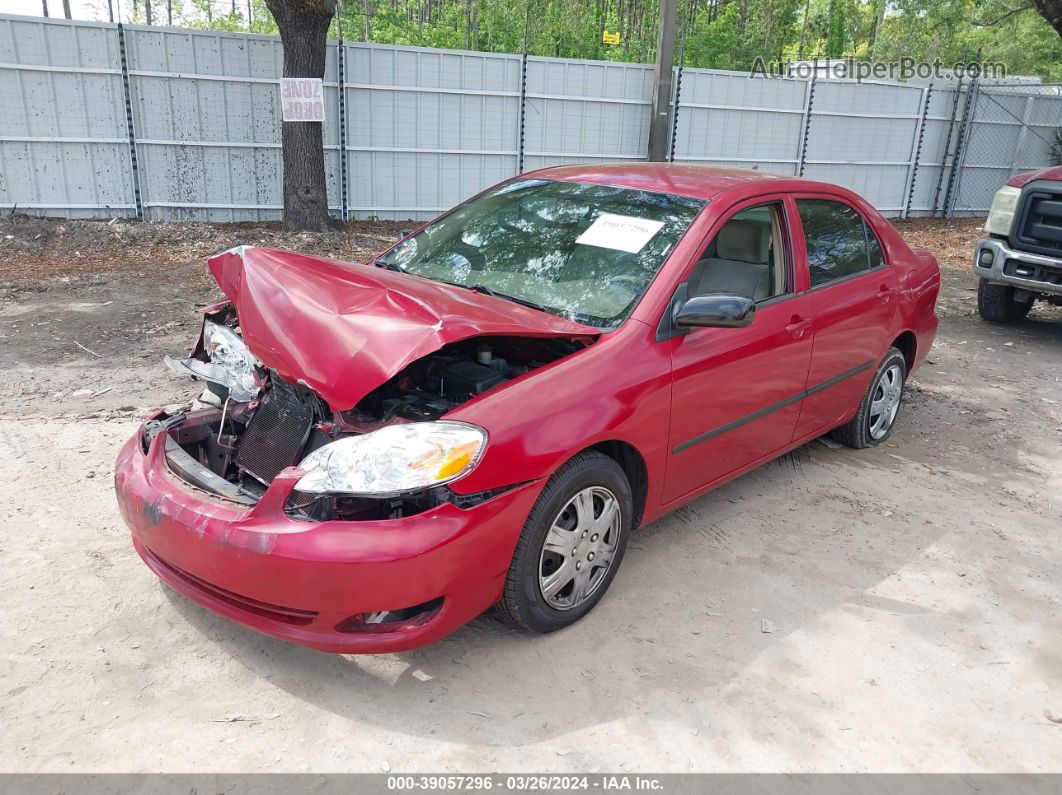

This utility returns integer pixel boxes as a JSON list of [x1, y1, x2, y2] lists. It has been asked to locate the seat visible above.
[[691, 219, 771, 301]]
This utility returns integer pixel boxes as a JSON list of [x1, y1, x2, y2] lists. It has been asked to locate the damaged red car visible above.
[[114, 165, 940, 653]]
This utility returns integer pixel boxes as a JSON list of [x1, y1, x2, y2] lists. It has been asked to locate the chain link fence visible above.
[[947, 82, 1062, 216]]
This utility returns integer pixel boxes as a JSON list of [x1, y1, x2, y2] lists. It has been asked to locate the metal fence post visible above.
[[903, 83, 932, 219], [336, 20, 348, 223], [516, 53, 528, 174], [796, 74, 816, 177], [116, 22, 144, 220], [944, 76, 979, 217], [931, 76, 963, 218], [668, 64, 683, 162]]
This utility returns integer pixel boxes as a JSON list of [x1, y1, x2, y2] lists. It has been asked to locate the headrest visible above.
[[716, 220, 768, 264]]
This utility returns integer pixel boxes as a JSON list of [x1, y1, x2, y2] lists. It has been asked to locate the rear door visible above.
[[663, 196, 814, 504], [791, 196, 900, 440]]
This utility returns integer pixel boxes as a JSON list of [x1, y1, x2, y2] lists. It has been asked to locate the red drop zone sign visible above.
[[281, 78, 325, 123]]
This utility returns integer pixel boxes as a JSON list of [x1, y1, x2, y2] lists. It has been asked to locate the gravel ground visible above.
[[0, 215, 1060, 773]]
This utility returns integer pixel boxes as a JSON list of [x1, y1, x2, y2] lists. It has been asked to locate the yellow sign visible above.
[[602, 30, 620, 45]]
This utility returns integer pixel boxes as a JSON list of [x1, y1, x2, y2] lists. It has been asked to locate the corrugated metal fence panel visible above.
[[673, 71, 806, 174], [125, 25, 341, 222], [0, 15, 134, 218], [344, 44, 522, 221], [904, 85, 963, 216], [802, 80, 924, 214], [3, 13, 1062, 223], [521, 56, 652, 172]]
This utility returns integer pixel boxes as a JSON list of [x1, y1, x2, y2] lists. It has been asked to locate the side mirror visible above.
[[674, 294, 756, 328]]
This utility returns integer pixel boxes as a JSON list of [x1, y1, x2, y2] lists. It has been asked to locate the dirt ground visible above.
[[1, 215, 1060, 773]]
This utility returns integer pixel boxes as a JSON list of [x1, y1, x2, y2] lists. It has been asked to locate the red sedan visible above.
[[114, 165, 940, 653]]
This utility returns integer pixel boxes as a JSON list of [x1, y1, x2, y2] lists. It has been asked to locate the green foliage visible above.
[[149, 0, 1062, 81], [824, 0, 846, 57]]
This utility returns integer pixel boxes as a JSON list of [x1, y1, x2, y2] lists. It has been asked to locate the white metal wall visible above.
[[124, 25, 344, 221], [2, 12, 1061, 223], [905, 85, 966, 217], [521, 56, 653, 172], [0, 16, 134, 218], [344, 44, 521, 221], [801, 79, 926, 214], [672, 69, 807, 175]]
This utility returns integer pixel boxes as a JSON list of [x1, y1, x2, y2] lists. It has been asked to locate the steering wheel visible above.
[[451, 240, 487, 271], [607, 274, 645, 294]]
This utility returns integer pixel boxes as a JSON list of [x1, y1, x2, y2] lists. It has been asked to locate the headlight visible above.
[[984, 185, 1021, 236], [202, 320, 260, 400], [295, 421, 487, 496]]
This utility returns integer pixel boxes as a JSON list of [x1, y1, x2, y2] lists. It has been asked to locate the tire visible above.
[[498, 451, 632, 634], [977, 278, 1031, 323], [830, 347, 907, 449]]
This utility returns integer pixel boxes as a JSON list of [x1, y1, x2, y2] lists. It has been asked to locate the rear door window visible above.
[[797, 199, 878, 288]]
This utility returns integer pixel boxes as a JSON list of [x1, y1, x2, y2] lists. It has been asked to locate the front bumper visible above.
[[114, 428, 543, 653], [973, 237, 1062, 297]]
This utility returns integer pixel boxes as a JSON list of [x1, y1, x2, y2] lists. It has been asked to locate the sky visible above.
[[3, 0, 136, 22]]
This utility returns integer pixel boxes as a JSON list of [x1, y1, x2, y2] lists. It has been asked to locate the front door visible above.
[[663, 199, 813, 505]]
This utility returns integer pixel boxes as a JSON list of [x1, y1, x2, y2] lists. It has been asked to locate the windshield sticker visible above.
[[576, 213, 666, 253]]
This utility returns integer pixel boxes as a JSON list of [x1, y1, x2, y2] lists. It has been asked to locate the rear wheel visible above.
[[978, 278, 1031, 323], [498, 451, 632, 633], [831, 347, 907, 449]]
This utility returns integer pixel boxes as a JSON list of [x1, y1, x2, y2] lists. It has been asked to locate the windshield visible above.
[[377, 179, 706, 328]]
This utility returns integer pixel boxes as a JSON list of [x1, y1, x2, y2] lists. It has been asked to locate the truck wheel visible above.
[[830, 347, 906, 449], [978, 279, 1031, 323], [498, 451, 632, 634]]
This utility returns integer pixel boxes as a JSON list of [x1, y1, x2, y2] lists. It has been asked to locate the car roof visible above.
[[530, 162, 793, 201]]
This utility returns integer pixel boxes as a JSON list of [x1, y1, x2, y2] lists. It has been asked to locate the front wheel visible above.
[[978, 278, 1031, 323], [498, 451, 632, 633], [830, 347, 907, 449]]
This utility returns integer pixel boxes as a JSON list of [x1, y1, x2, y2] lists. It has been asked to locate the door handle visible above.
[[785, 316, 812, 338], [877, 285, 893, 304]]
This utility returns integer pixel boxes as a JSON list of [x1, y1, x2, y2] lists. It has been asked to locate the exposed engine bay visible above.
[[151, 305, 589, 520]]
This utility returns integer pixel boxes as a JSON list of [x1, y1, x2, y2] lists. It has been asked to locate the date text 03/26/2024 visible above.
[[386, 776, 664, 791]]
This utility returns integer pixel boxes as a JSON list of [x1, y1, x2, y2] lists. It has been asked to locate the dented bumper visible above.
[[114, 429, 543, 653]]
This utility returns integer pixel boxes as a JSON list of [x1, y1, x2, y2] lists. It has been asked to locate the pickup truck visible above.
[[974, 165, 1062, 322]]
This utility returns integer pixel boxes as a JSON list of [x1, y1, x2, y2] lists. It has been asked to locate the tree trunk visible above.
[[868, 0, 886, 57], [145, 0, 152, 25], [265, 0, 338, 231], [797, 0, 810, 58], [1031, 0, 1062, 35], [42, 0, 49, 18], [62, 0, 71, 18]]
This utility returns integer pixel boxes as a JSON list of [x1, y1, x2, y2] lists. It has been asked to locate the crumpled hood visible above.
[[207, 246, 599, 410]]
